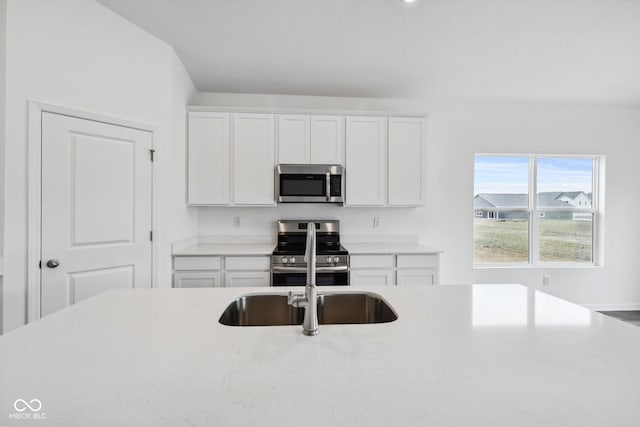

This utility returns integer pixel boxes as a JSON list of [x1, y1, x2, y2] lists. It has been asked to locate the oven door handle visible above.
[[272, 265, 348, 273]]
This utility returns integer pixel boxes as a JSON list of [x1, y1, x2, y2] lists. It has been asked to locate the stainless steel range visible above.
[[271, 220, 349, 286]]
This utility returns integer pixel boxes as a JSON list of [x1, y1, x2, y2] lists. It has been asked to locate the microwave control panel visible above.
[[330, 175, 342, 196]]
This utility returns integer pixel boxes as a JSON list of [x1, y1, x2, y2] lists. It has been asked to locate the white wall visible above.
[[2, 0, 196, 332], [425, 102, 640, 309], [0, 0, 6, 334], [194, 93, 640, 309], [159, 54, 198, 287]]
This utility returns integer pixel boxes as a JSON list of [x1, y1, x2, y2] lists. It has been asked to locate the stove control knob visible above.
[[325, 256, 332, 263], [289, 257, 296, 263], [280, 257, 288, 263], [333, 256, 340, 263]]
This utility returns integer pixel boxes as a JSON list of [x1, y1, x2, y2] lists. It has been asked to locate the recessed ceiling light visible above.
[[402, 0, 417, 3]]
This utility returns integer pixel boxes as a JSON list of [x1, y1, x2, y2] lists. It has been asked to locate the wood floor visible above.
[[599, 311, 640, 327]]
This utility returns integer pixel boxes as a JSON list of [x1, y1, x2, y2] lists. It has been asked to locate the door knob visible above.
[[46, 259, 60, 268]]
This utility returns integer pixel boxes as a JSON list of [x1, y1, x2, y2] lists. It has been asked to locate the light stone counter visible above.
[[1, 285, 639, 426]]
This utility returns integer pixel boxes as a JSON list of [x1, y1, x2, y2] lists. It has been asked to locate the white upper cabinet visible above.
[[388, 117, 426, 206], [187, 112, 230, 205], [187, 108, 424, 208], [232, 113, 276, 205], [277, 115, 344, 165], [345, 116, 387, 206], [310, 115, 344, 165], [278, 115, 310, 164]]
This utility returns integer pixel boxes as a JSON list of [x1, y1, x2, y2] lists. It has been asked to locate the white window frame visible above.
[[474, 154, 603, 268]]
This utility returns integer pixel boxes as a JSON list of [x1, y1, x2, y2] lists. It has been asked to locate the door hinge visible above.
[[149, 149, 156, 162], [150, 230, 153, 241], [39, 260, 42, 269]]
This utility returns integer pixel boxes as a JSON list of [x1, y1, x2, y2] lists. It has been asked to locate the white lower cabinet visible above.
[[173, 255, 270, 288], [225, 271, 270, 287], [396, 269, 437, 286], [350, 269, 394, 287], [349, 254, 439, 286], [174, 271, 221, 288]]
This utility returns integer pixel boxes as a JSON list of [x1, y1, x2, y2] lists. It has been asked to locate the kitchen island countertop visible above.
[[1, 285, 639, 426]]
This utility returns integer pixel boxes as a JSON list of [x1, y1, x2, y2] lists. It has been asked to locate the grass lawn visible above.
[[474, 218, 592, 263]]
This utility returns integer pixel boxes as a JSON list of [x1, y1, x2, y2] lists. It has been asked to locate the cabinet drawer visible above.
[[397, 269, 435, 286], [174, 256, 221, 271], [397, 254, 438, 269], [174, 271, 221, 288], [350, 270, 394, 286], [350, 255, 394, 269], [225, 256, 270, 271], [224, 271, 270, 287]]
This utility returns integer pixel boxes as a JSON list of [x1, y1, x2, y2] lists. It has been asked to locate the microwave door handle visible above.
[[326, 171, 331, 201]]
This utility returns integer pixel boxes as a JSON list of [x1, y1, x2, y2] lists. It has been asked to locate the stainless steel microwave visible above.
[[276, 164, 344, 203]]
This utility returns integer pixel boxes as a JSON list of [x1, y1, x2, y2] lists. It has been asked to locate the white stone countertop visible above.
[[172, 243, 275, 256], [1, 285, 639, 426], [344, 243, 443, 255]]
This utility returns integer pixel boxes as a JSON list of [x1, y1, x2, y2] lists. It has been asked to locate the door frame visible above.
[[27, 100, 159, 322]]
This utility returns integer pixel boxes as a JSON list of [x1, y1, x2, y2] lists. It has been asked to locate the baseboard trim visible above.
[[582, 303, 640, 311]]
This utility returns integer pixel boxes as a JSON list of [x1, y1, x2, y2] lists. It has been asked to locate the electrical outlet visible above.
[[373, 217, 381, 228], [542, 275, 551, 286], [233, 216, 241, 227]]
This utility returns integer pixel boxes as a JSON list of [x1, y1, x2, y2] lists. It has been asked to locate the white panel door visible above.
[[388, 117, 425, 206], [345, 116, 387, 206], [310, 115, 344, 165], [232, 113, 276, 205], [187, 112, 230, 205], [41, 113, 152, 316], [278, 114, 309, 164]]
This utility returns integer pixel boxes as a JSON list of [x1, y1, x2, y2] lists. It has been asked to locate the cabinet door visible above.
[[278, 115, 310, 164], [345, 117, 387, 206], [224, 271, 270, 287], [310, 116, 344, 165], [232, 114, 276, 205], [187, 112, 230, 205], [174, 271, 221, 288], [397, 269, 436, 286], [350, 269, 394, 286], [388, 117, 425, 206]]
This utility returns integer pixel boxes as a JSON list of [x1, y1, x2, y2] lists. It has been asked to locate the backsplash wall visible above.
[[196, 205, 428, 242]]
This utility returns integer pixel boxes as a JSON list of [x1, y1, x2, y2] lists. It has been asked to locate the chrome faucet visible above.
[[287, 222, 319, 336]]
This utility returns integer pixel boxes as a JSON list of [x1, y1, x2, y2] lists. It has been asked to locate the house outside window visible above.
[[473, 155, 601, 266]]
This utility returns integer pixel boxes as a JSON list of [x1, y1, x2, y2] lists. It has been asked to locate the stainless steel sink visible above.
[[219, 292, 398, 326]]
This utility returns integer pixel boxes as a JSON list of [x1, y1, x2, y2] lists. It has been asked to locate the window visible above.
[[473, 155, 601, 266]]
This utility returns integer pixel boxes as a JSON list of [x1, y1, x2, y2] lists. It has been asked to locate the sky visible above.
[[474, 156, 593, 195]]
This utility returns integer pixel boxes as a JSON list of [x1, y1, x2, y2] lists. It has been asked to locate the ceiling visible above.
[[96, 0, 640, 104]]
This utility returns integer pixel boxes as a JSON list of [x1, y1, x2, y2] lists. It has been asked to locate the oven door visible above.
[[272, 270, 349, 286]]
